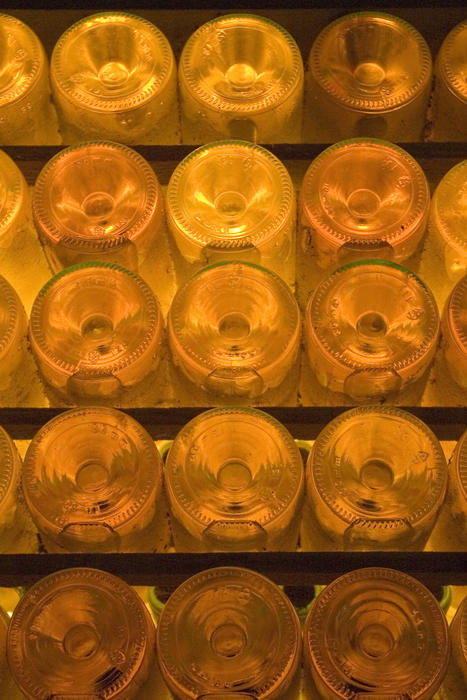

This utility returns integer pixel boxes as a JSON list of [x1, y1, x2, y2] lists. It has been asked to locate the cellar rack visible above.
[[0, 3, 466, 593]]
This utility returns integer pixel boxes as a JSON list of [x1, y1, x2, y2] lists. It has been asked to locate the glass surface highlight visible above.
[[432, 20, 467, 141], [442, 274, 467, 389]]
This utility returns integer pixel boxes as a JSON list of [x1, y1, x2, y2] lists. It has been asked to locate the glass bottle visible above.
[[304, 259, 440, 399], [299, 138, 430, 268], [0, 13, 56, 145], [167, 140, 296, 286], [22, 407, 170, 553], [165, 407, 304, 551], [29, 262, 163, 399], [0, 274, 28, 391], [0, 424, 37, 553], [0, 607, 6, 687], [429, 160, 467, 281], [445, 428, 467, 546], [33, 141, 165, 273], [432, 20, 467, 141], [306, 12, 432, 142], [51, 12, 177, 144], [301, 406, 448, 551], [168, 261, 301, 399], [0, 148, 31, 250], [442, 274, 467, 390], [157, 566, 301, 700], [179, 14, 304, 144], [7, 567, 156, 699], [303, 567, 450, 700], [450, 595, 467, 687]]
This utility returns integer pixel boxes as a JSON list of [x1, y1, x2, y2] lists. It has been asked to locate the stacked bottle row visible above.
[[0, 10, 466, 145], [1, 565, 467, 698], [0, 405, 465, 554], [0, 140, 466, 402]]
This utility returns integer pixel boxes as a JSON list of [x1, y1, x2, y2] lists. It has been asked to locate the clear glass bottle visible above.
[[306, 12, 432, 142], [304, 260, 440, 399], [33, 141, 165, 273], [303, 567, 450, 700], [442, 274, 467, 389], [167, 140, 296, 286], [432, 20, 467, 141], [0, 424, 35, 553], [168, 261, 301, 399], [299, 138, 430, 268], [445, 428, 467, 546], [429, 160, 467, 281], [301, 406, 448, 551], [165, 407, 304, 551], [0, 13, 55, 145], [0, 274, 28, 391], [157, 566, 301, 700], [7, 567, 156, 699], [179, 14, 304, 144], [29, 262, 163, 399], [22, 407, 169, 553], [450, 595, 467, 687], [51, 12, 177, 144], [0, 149, 31, 250]]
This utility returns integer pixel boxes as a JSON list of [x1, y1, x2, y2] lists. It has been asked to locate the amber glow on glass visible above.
[[51, 12, 177, 144], [446, 428, 467, 546], [307, 12, 432, 142], [0, 273, 27, 390], [23, 407, 165, 553], [432, 20, 467, 141], [303, 568, 449, 700], [33, 141, 164, 273], [450, 595, 467, 686], [168, 261, 301, 398], [165, 407, 304, 552], [7, 567, 156, 699], [304, 260, 439, 399], [302, 406, 448, 551], [179, 13, 304, 143], [442, 275, 467, 390], [0, 425, 25, 553], [0, 149, 31, 249], [300, 138, 430, 268], [0, 13, 53, 145], [29, 262, 163, 398], [429, 160, 467, 280], [167, 140, 296, 285], [157, 566, 301, 700], [0, 607, 8, 692]]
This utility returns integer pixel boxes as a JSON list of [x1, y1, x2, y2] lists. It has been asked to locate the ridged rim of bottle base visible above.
[[446, 275, 467, 354], [304, 567, 449, 700], [306, 259, 439, 373], [454, 596, 467, 665], [300, 138, 429, 245], [167, 140, 294, 248], [450, 428, 467, 502], [438, 20, 467, 100], [0, 274, 26, 358], [0, 149, 28, 236], [310, 12, 432, 112], [33, 141, 160, 249], [0, 426, 20, 515], [0, 13, 44, 108], [309, 405, 447, 526], [7, 567, 152, 699], [51, 12, 174, 112], [157, 566, 301, 699], [431, 159, 467, 255], [29, 262, 162, 378], [180, 14, 303, 114], [168, 261, 300, 378], [165, 407, 304, 532], [23, 407, 162, 536]]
